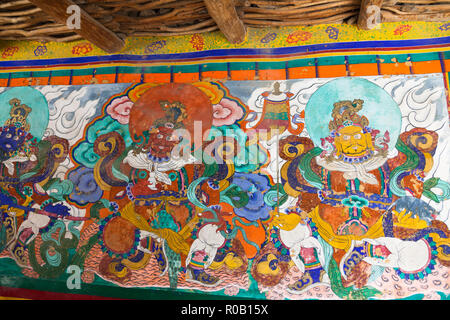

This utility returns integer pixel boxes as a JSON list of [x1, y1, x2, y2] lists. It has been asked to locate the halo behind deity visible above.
[[304, 77, 401, 153], [0, 87, 49, 140], [128, 83, 213, 148]]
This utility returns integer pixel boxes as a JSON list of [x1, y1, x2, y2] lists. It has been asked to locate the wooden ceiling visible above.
[[0, 0, 449, 53]]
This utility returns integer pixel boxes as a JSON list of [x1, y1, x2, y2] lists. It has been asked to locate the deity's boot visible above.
[[9, 239, 27, 267], [287, 267, 329, 294], [340, 242, 368, 279], [1, 211, 16, 249], [341, 240, 392, 282], [185, 266, 222, 287], [151, 239, 167, 275]]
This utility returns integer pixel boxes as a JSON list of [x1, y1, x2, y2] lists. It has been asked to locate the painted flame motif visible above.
[[286, 31, 312, 44], [393, 24, 412, 35]]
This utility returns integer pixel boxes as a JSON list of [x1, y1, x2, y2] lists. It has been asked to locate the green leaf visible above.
[[422, 190, 440, 203], [424, 177, 440, 189]]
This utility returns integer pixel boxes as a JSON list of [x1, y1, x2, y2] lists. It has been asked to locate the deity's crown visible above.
[[328, 99, 369, 133], [157, 100, 188, 128]]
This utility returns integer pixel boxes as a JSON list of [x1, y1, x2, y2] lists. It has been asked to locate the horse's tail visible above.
[[426, 232, 450, 267]]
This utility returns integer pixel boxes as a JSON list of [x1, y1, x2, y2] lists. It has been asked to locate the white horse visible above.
[[270, 210, 329, 284], [9, 203, 77, 248], [9, 203, 50, 247], [8, 200, 81, 249], [341, 237, 437, 279], [278, 221, 328, 276], [136, 223, 225, 282], [185, 224, 225, 270]]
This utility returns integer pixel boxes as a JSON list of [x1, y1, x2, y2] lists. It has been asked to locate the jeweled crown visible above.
[[328, 99, 369, 132]]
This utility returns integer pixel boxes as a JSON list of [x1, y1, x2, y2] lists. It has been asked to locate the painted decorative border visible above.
[[1, 21, 449, 61], [0, 21, 449, 300], [0, 21, 448, 90]]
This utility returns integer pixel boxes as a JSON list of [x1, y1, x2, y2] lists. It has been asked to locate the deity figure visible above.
[[280, 77, 450, 294], [314, 98, 391, 237], [0, 98, 36, 175], [0, 91, 78, 271], [96, 83, 218, 289], [123, 100, 194, 190]]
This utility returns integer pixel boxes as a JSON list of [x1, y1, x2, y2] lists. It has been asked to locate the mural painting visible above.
[[0, 74, 449, 300]]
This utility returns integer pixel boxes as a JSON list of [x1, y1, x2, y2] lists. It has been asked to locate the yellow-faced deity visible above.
[[335, 124, 374, 157]]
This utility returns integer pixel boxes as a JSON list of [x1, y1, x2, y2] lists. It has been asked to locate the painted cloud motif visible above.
[[212, 98, 244, 126], [106, 96, 134, 125], [68, 166, 103, 205]]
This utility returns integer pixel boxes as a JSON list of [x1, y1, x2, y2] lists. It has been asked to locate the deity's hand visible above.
[[271, 211, 302, 231], [7, 207, 20, 217]]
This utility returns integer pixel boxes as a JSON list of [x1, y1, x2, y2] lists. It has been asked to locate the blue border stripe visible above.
[[140, 66, 145, 82], [376, 55, 381, 75], [1, 38, 449, 68], [114, 66, 119, 83], [285, 61, 289, 79], [314, 58, 319, 77], [439, 52, 447, 72], [407, 54, 414, 74], [344, 56, 349, 74]]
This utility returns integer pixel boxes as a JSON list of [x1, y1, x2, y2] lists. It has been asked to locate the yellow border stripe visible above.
[[0, 48, 448, 74]]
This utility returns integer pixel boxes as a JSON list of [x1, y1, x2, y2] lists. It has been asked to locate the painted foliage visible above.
[[0, 74, 449, 300]]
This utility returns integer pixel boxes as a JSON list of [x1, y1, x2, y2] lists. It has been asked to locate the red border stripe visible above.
[[1, 43, 449, 71], [0, 286, 126, 300]]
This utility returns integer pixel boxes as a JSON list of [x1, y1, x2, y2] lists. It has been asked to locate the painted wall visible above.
[[0, 22, 449, 300]]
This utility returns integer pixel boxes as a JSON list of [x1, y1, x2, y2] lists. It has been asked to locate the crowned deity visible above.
[[277, 77, 450, 293], [0, 98, 36, 177], [314, 98, 391, 237]]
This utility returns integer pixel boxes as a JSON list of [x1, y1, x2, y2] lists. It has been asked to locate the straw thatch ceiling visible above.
[[0, 0, 449, 53]]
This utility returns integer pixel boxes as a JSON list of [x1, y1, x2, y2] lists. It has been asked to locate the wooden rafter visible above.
[[1, 0, 449, 46], [27, 0, 125, 53], [203, 0, 247, 44]]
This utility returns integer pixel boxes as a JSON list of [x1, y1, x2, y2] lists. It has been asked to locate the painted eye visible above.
[[342, 135, 350, 141], [166, 136, 172, 141], [5, 144, 11, 149], [13, 136, 19, 141], [5, 133, 12, 138], [165, 122, 174, 129], [354, 134, 361, 139], [157, 134, 163, 139]]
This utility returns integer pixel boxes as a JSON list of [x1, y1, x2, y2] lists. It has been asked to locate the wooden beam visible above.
[[203, 0, 247, 44], [27, 0, 124, 53], [381, 10, 450, 22], [357, 0, 384, 30]]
